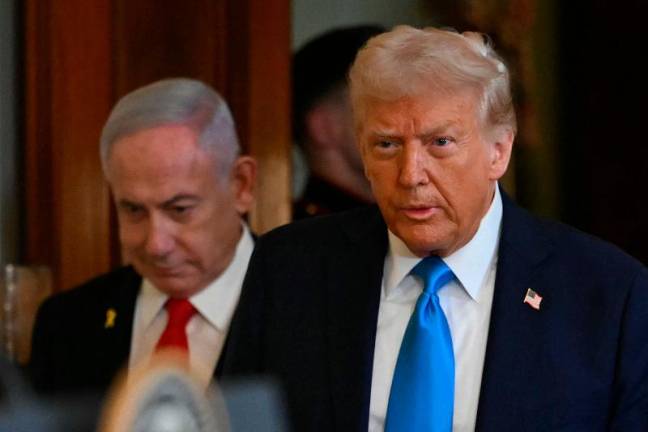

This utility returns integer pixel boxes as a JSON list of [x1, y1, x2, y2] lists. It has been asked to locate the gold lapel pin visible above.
[[105, 308, 117, 328]]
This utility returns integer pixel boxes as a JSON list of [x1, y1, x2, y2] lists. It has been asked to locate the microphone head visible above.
[[100, 352, 228, 432]]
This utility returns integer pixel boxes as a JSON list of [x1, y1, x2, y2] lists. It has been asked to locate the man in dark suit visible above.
[[29, 78, 257, 395], [223, 26, 648, 431]]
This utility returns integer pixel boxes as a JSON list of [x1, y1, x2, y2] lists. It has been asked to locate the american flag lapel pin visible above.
[[523, 288, 543, 310]]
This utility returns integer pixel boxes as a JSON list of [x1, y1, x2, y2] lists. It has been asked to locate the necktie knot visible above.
[[165, 298, 196, 326], [155, 298, 196, 352], [410, 256, 454, 296]]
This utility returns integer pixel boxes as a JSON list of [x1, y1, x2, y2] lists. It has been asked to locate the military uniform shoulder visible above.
[[293, 176, 371, 220]]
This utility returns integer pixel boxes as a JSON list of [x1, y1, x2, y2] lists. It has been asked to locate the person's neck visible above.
[[309, 152, 374, 202]]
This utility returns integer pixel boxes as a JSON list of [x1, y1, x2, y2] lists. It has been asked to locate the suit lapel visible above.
[[326, 207, 387, 431], [475, 193, 556, 430], [94, 267, 140, 378]]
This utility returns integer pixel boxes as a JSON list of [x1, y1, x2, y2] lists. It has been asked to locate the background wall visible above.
[[559, 1, 648, 263], [0, 0, 19, 266], [293, 0, 436, 48]]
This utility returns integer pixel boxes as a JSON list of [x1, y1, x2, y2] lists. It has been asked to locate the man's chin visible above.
[[151, 279, 199, 298], [142, 271, 201, 298], [395, 227, 456, 257]]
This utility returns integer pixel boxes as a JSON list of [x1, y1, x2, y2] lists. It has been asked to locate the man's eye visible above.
[[123, 204, 142, 214], [172, 206, 191, 214], [375, 139, 398, 150], [435, 137, 452, 146], [170, 205, 198, 218]]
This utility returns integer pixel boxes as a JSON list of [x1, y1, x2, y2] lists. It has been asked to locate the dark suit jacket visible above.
[[29, 266, 140, 395], [223, 194, 648, 431], [29, 265, 235, 397]]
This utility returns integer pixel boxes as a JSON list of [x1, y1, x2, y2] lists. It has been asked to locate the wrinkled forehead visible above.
[[107, 123, 224, 170], [105, 124, 222, 181], [353, 85, 484, 134]]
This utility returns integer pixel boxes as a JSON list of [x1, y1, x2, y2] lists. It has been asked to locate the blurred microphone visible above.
[[100, 352, 288, 432], [0, 353, 287, 431]]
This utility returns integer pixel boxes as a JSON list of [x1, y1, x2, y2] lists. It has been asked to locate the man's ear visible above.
[[230, 155, 257, 215], [488, 126, 515, 181], [305, 104, 344, 149]]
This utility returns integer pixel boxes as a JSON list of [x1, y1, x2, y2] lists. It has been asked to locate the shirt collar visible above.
[[138, 223, 254, 331], [384, 186, 503, 302]]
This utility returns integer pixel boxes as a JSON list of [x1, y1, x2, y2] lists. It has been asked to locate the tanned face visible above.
[[357, 90, 513, 257]]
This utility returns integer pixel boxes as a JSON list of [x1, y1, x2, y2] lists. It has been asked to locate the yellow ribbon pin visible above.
[[105, 308, 117, 328]]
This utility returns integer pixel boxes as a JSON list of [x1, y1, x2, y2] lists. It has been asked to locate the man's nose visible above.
[[144, 216, 174, 258], [398, 143, 429, 188]]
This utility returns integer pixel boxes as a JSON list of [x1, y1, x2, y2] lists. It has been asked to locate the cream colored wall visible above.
[[292, 0, 437, 49]]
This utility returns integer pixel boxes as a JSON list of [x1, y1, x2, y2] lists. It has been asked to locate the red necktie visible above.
[[155, 298, 196, 352]]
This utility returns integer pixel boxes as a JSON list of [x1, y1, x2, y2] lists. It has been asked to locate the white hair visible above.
[[349, 25, 516, 134], [100, 78, 240, 176]]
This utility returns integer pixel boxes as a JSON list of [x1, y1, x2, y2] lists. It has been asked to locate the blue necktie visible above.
[[385, 256, 455, 432]]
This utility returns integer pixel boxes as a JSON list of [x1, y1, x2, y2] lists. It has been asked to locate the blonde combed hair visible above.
[[349, 26, 516, 134]]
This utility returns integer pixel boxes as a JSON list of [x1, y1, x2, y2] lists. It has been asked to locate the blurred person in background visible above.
[[292, 25, 383, 219]]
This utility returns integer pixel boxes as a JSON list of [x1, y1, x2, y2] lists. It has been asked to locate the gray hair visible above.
[[349, 25, 516, 134], [100, 78, 240, 176]]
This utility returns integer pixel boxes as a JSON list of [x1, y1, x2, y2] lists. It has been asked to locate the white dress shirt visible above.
[[128, 224, 254, 377], [369, 188, 503, 432]]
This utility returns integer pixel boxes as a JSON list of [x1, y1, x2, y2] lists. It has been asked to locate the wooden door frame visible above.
[[23, 0, 291, 291]]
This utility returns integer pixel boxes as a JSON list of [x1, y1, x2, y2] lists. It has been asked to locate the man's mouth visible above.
[[400, 205, 441, 220], [149, 265, 182, 277]]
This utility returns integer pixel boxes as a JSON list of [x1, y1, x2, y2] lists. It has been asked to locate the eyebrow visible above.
[[369, 120, 461, 139], [417, 121, 461, 139], [161, 194, 201, 207], [116, 194, 200, 209], [116, 199, 140, 209]]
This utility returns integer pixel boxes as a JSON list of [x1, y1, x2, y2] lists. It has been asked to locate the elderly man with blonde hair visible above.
[[223, 26, 648, 431]]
